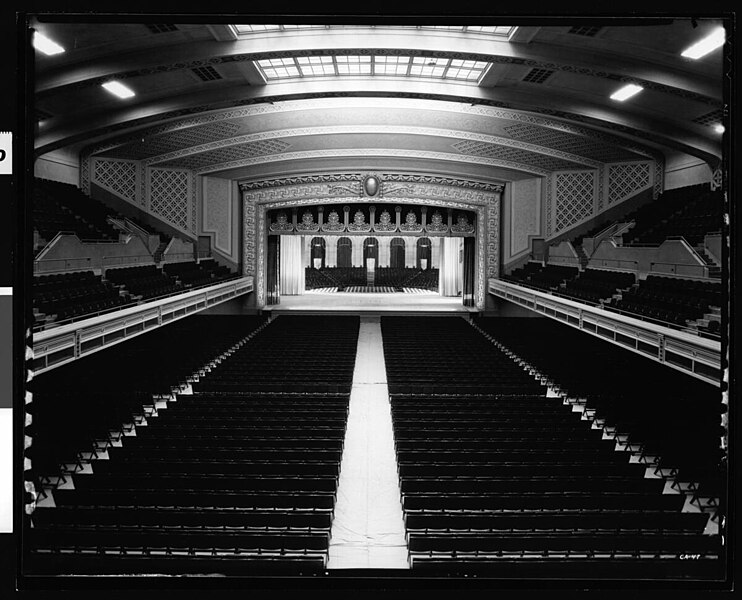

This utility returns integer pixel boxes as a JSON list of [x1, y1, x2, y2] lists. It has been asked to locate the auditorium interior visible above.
[[20, 13, 733, 590]]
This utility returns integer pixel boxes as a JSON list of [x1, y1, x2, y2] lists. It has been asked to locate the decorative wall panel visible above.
[[510, 178, 540, 256], [91, 158, 138, 204], [607, 162, 652, 205], [148, 168, 192, 233], [554, 171, 595, 234]]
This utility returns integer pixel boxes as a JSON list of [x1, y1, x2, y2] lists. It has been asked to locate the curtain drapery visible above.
[[462, 236, 475, 307], [266, 235, 280, 305], [280, 235, 305, 295], [439, 236, 462, 297]]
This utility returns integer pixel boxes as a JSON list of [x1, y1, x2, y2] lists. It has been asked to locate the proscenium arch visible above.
[[245, 181, 499, 310]]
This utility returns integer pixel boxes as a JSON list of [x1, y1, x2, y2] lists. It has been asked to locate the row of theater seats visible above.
[[607, 275, 722, 329], [374, 267, 423, 288], [26, 315, 360, 575], [404, 268, 439, 291], [33, 179, 120, 245], [33, 178, 178, 255], [304, 268, 337, 290], [561, 268, 635, 304], [504, 264, 721, 331], [622, 186, 723, 247], [33, 261, 239, 327], [503, 263, 578, 293], [32, 271, 129, 326], [475, 317, 725, 504], [380, 316, 721, 578], [317, 267, 367, 288]]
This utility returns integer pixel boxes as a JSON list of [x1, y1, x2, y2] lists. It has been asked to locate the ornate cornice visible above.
[[240, 172, 504, 194], [78, 95, 665, 166], [139, 125, 600, 170], [206, 148, 551, 177]]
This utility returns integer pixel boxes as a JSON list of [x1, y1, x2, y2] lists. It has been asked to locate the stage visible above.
[[263, 291, 476, 316]]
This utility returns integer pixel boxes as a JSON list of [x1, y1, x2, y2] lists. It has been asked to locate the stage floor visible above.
[[264, 291, 474, 314]]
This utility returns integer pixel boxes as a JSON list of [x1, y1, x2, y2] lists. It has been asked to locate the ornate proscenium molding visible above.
[[243, 172, 503, 310]]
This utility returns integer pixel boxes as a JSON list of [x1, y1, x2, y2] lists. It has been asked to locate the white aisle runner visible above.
[[327, 316, 410, 569]]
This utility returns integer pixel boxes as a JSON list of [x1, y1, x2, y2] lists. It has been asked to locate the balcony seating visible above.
[[33, 271, 129, 325], [561, 269, 636, 304], [381, 316, 721, 578], [33, 179, 119, 247], [105, 264, 180, 300], [609, 275, 723, 326], [163, 259, 237, 288], [502, 263, 579, 292], [622, 185, 723, 247], [26, 315, 358, 575]]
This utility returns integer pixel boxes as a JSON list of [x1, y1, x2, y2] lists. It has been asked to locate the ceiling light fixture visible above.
[[610, 83, 643, 102], [102, 80, 136, 99], [33, 32, 65, 55], [681, 26, 725, 59], [714, 123, 725, 134]]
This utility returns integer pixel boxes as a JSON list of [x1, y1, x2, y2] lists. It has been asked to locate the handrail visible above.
[[33, 273, 243, 333], [499, 276, 720, 340]]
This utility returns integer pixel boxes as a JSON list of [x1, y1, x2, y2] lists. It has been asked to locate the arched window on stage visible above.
[[416, 237, 431, 270], [390, 237, 405, 269], [337, 237, 352, 268], [310, 237, 326, 269], [363, 237, 378, 261]]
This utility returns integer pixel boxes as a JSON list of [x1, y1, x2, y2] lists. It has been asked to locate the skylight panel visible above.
[[374, 55, 411, 76], [409, 57, 446, 77], [465, 25, 514, 36], [335, 55, 372, 75], [257, 57, 300, 79], [234, 24, 282, 32], [296, 55, 335, 76]]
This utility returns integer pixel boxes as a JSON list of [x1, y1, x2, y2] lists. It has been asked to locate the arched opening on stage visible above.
[[416, 237, 431, 270], [390, 238, 405, 269], [337, 237, 352, 268], [363, 237, 378, 261], [310, 237, 326, 269]]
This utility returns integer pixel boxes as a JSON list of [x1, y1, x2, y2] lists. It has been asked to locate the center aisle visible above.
[[327, 316, 410, 569]]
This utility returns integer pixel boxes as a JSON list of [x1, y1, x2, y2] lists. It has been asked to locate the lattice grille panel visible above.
[[504, 123, 641, 163], [555, 171, 594, 232], [92, 158, 137, 202], [452, 139, 585, 172], [157, 139, 292, 171], [149, 168, 190, 231], [608, 162, 651, 205], [102, 121, 243, 160]]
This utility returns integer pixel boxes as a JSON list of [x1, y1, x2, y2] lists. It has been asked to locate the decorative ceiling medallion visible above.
[[363, 174, 380, 197]]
